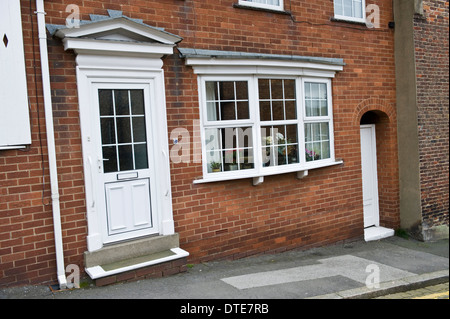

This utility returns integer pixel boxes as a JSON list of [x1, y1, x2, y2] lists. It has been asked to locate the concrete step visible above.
[[85, 247, 189, 280], [83, 234, 189, 284], [364, 226, 395, 241]]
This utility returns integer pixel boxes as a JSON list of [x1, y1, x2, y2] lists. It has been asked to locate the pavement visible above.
[[0, 236, 448, 300]]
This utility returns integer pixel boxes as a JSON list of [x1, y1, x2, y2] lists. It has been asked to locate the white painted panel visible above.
[[105, 179, 153, 236], [105, 183, 128, 234], [131, 179, 152, 228], [0, 0, 31, 148]]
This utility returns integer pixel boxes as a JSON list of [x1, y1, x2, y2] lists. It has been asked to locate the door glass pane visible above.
[[99, 89, 114, 116], [130, 90, 144, 115], [119, 145, 133, 171], [116, 118, 131, 144], [101, 118, 116, 145], [114, 90, 130, 116], [99, 89, 148, 173], [134, 144, 149, 170], [132, 117, 146, 143], [102, 146, 118, 173]]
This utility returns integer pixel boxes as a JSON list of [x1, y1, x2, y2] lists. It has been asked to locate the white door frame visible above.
[[91, 82, 159, 244], [360, 124, 380, 228], [77, 57, 175, 252]]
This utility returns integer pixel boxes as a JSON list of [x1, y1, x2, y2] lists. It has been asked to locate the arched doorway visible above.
[[360, 111, 397, 241]]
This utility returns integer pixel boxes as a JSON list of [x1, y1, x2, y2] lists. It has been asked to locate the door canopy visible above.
[[47, 9, 183, 59]]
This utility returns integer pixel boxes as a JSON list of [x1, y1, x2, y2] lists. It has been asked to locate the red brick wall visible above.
[[0, 0, 399, 287], [414, 0, 449, 229]]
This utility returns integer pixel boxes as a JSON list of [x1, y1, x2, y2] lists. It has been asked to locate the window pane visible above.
[[284, 79, 296, 99], [334, 0, 343, 16], [271, 79, 283, 99], [262, 146, 273, 167], [220, 101, 236, 120], [305, 123, 330, 162], [286, 124, 298, 144], [287, 145, 299, 164], [207, 150, 223, 173], [132, 117, 146, 143], [259, 101, 271, 121], [354, 0, 363, 18], [119, 145, 133, 171], [304, 82, 311, 99], [102, 146, 118, 173], [205, 81, 249, 121], [239, 148, 254, 170], [237, 101, 250, 120], [242, 0, 280, 6], [99, 89, 114, 116], [305, 82, 328, 117], [114, 90, 130, 116], [219, 82, 235, 100], [134, 144, 149, 170], [206, 81, 219, 100], [205, 128, 222, 151], [116, 117, 131, 144], [206, 102, 219, 121], [285, 101, 297, 120], [130, 90, 144, 115], [236, 81, 249, 100], [343, 0, 353, 17], [272, 101, 284, 121], [258, 79, 270, 99], [101, 118, 116, 145], [205, 126, 254, 173], [259, 79, 297, 122], [321, 122, 330, 140]]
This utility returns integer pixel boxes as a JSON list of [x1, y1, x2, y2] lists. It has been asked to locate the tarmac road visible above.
[[1, 236, 448, 301]]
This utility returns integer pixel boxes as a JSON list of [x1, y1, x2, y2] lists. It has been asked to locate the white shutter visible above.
[[0, 0, 31, 149]]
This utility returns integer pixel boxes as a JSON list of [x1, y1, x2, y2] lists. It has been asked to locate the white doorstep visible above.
[[85, 247, 189, 280], [364, 226, 395, 242]]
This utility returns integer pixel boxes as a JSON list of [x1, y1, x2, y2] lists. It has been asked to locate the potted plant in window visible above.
[[224, 150, 238, 171], [210, 161, 222, 173]]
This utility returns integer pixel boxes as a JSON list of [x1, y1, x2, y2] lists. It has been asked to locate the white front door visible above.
[[360, 125, 380, 228], [93, 84, 158, 243]]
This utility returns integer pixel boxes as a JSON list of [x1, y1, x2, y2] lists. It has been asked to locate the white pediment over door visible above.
[[48, 9, 182, 58]]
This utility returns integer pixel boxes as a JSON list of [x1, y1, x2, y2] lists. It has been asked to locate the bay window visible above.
[[180, 48, 344, 184], [199, 76, 336, 182]]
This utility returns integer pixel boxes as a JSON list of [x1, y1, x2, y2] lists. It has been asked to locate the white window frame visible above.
[[333, 0, 367, 24], [238, 0, 284, 12], [197, 75, 339, 184]]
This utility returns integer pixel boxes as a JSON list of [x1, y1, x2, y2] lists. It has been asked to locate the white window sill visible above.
[[0, 145, 28, 151], [193, 160, 343, 186], [331, 15, 367, 25], [233, 3, 289, 15]]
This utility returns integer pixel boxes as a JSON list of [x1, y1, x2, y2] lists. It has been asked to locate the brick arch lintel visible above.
[[353, 97, 396, 125]]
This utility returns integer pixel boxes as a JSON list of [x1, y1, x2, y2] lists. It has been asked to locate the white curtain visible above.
[[205, 82, 222, 172], [247, 0, 280, 5]]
